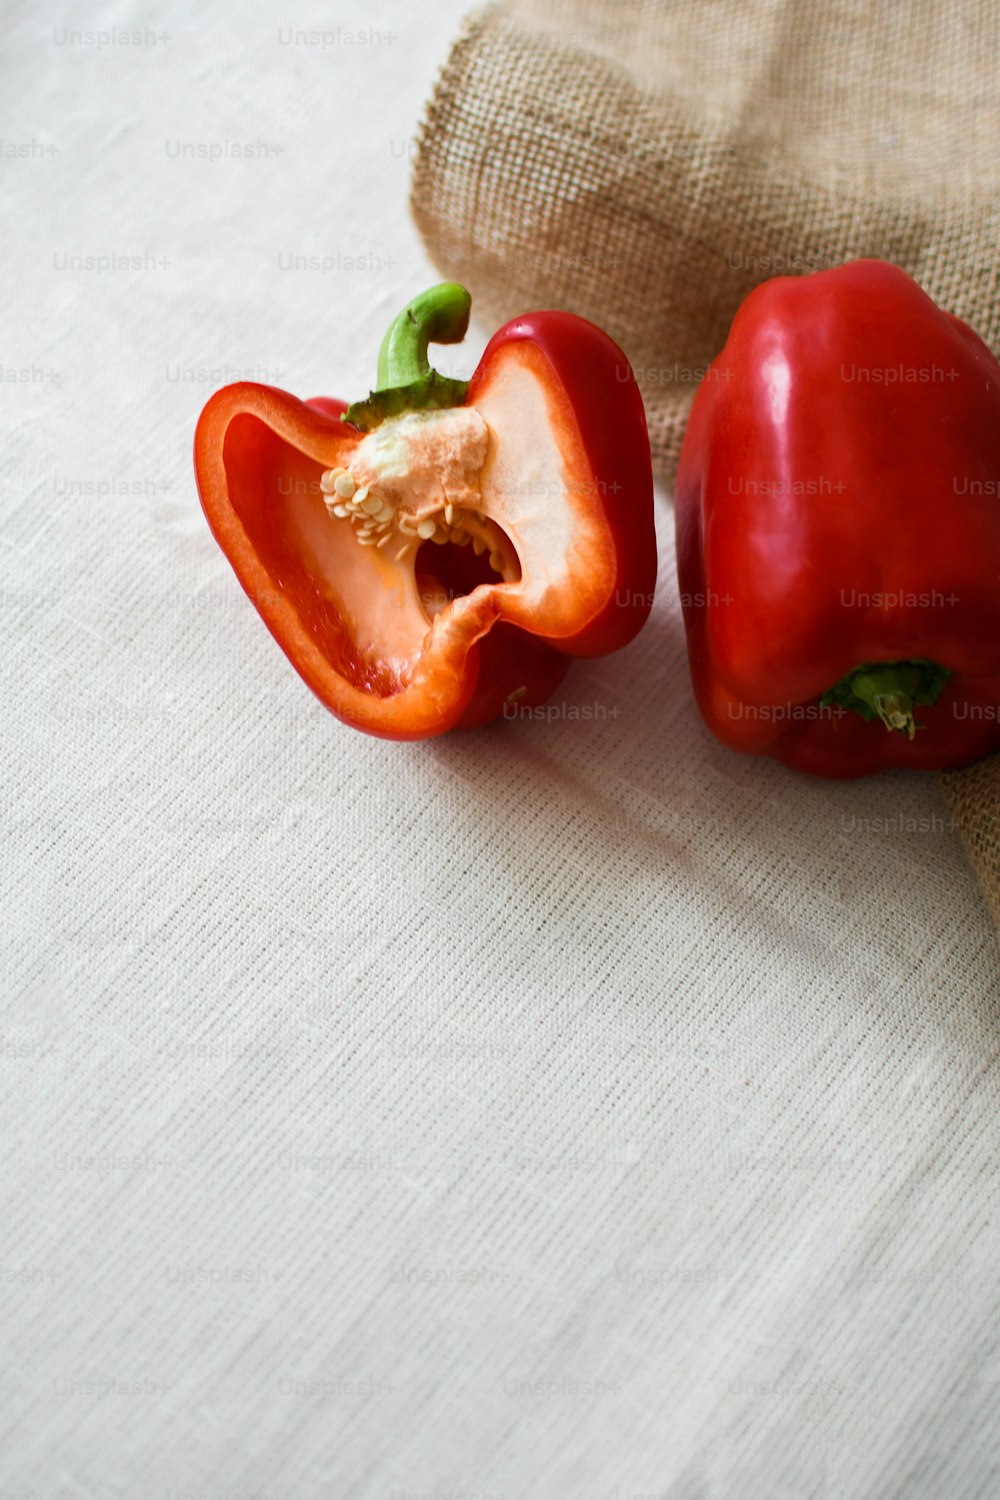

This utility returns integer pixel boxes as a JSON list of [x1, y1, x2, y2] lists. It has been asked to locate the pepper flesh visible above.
[[195, 292, 655, 739], [674, 259, 1000, 777]]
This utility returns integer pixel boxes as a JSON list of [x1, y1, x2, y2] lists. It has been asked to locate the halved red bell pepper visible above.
[[675, 259, 1000, 777], [195, 284, 655, 739]]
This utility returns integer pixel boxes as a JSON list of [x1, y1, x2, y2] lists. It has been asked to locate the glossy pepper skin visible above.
[[674, 259, 1000, 777], [195, 286, 655, 740]]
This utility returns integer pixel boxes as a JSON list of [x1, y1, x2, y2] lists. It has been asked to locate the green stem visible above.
[[343, 283, 472, 432], [821, 659, 951, 738]]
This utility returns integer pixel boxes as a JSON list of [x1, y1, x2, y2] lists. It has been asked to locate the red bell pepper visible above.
[[675, 259, 1000, 777], [195, 284, 655, 739]]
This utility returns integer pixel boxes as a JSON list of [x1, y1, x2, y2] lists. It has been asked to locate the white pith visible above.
[[320, 407, 519, 581], [474, 361, 579, 598]]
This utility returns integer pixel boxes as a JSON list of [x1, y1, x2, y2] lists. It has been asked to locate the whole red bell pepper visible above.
[[675, 259, 1000, 777], [195, 284, 655, 739]]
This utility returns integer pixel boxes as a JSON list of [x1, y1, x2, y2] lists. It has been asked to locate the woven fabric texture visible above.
[[411, 0, 1000, 925]]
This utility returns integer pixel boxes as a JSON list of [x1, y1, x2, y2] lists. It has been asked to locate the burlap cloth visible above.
[[411, 0, 1000, 928]]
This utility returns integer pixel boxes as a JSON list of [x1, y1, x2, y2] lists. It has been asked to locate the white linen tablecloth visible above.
[[3, 2, 999, 1496]]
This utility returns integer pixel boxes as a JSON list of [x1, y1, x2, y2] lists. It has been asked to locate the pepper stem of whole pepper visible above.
[[821, 659, 952, 738], [343, 283, 472, 433]]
